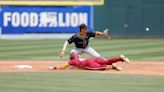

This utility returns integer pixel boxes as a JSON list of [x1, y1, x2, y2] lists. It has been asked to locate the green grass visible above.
[[0, 72, 164, 92], [0, 39, 164, 61], [0, 39, 164, 92]]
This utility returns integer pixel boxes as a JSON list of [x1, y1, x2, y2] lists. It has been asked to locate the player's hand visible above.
[[59, 50, 65, 58], [53, 67, 57, 70], [49, 66, 57, 70]]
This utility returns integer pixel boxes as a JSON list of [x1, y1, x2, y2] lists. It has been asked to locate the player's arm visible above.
[[53, 63, 70, 70], [57, 63, 70, 70], [96, 29, 110, 39], [59, 35, 74, 58], [96, 31, 104, 35], [60, 40, 68, 58]]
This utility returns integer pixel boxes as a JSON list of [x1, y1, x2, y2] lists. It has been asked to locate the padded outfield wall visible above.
[[94, 0, 164, 38]]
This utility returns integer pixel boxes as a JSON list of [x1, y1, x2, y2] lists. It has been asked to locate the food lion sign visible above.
[[0, 6, 93, 34]]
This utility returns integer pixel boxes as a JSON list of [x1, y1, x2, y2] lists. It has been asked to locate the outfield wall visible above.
[[94, 0, 164, 38], [1, 0, 164, 39]]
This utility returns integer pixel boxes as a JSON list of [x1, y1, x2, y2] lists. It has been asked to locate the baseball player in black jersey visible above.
[[60, 24, 109, 58]]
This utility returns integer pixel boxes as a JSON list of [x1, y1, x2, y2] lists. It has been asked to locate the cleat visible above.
[[113, 66, 123, 71], [111, 63, 123, 71], [120, 55, 130, 63]]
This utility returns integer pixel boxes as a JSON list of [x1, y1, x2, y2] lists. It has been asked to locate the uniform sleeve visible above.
[[67, 35, 75, 44], [87, 31, 96, 37], [68, 60, 74, 66], [58, 63, 70, 70]]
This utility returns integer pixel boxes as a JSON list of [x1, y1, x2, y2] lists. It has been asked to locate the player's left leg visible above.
[[83, 60, 107, 70], [70, 48, 83, 55], [84, 46, 101, 57]]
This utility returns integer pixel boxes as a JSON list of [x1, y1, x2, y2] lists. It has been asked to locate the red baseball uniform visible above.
[[68, 54, 124, 70]]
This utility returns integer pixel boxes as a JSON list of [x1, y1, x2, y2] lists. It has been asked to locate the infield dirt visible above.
[[0, 61, 164, 76]]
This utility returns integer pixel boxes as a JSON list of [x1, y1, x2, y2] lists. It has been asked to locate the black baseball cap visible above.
[[79, 24, 87, 31]]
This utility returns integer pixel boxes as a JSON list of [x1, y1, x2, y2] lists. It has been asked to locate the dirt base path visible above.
[[0, 61, 164, 76]]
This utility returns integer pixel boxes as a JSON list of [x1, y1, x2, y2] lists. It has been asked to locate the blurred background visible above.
[[95, 0, 164, 38], [0, 0, 164, 61], [1, 0, 164, 39]]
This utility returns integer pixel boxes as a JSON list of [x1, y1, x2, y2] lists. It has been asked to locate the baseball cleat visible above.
[[111, 63, 123, 71], [114, 66, 123, 71], [120, 55, 130, 63]]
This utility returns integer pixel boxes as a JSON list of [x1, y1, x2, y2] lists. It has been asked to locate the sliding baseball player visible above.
[[60, 24, 109, 58], [52, 52, 130, 71]]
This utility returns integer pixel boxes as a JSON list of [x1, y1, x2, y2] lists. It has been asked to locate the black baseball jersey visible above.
[[68, 31, 96, 49]]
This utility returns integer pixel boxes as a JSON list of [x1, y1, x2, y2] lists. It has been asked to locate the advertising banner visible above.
[[0, 6, 93, 34]]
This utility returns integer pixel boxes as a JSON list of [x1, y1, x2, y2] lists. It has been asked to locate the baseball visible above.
[[146, 27, 150, 31]]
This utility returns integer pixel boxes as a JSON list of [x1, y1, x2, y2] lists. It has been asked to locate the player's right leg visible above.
[[87, 57, 123, 71], [70, 48, 83, 55], [106, 55, 130, 65], [84, 46, 101, 57], [106, 58, 124, 65]]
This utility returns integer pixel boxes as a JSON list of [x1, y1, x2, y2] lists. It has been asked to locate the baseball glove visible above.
[[103, 29, 110, 39]]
